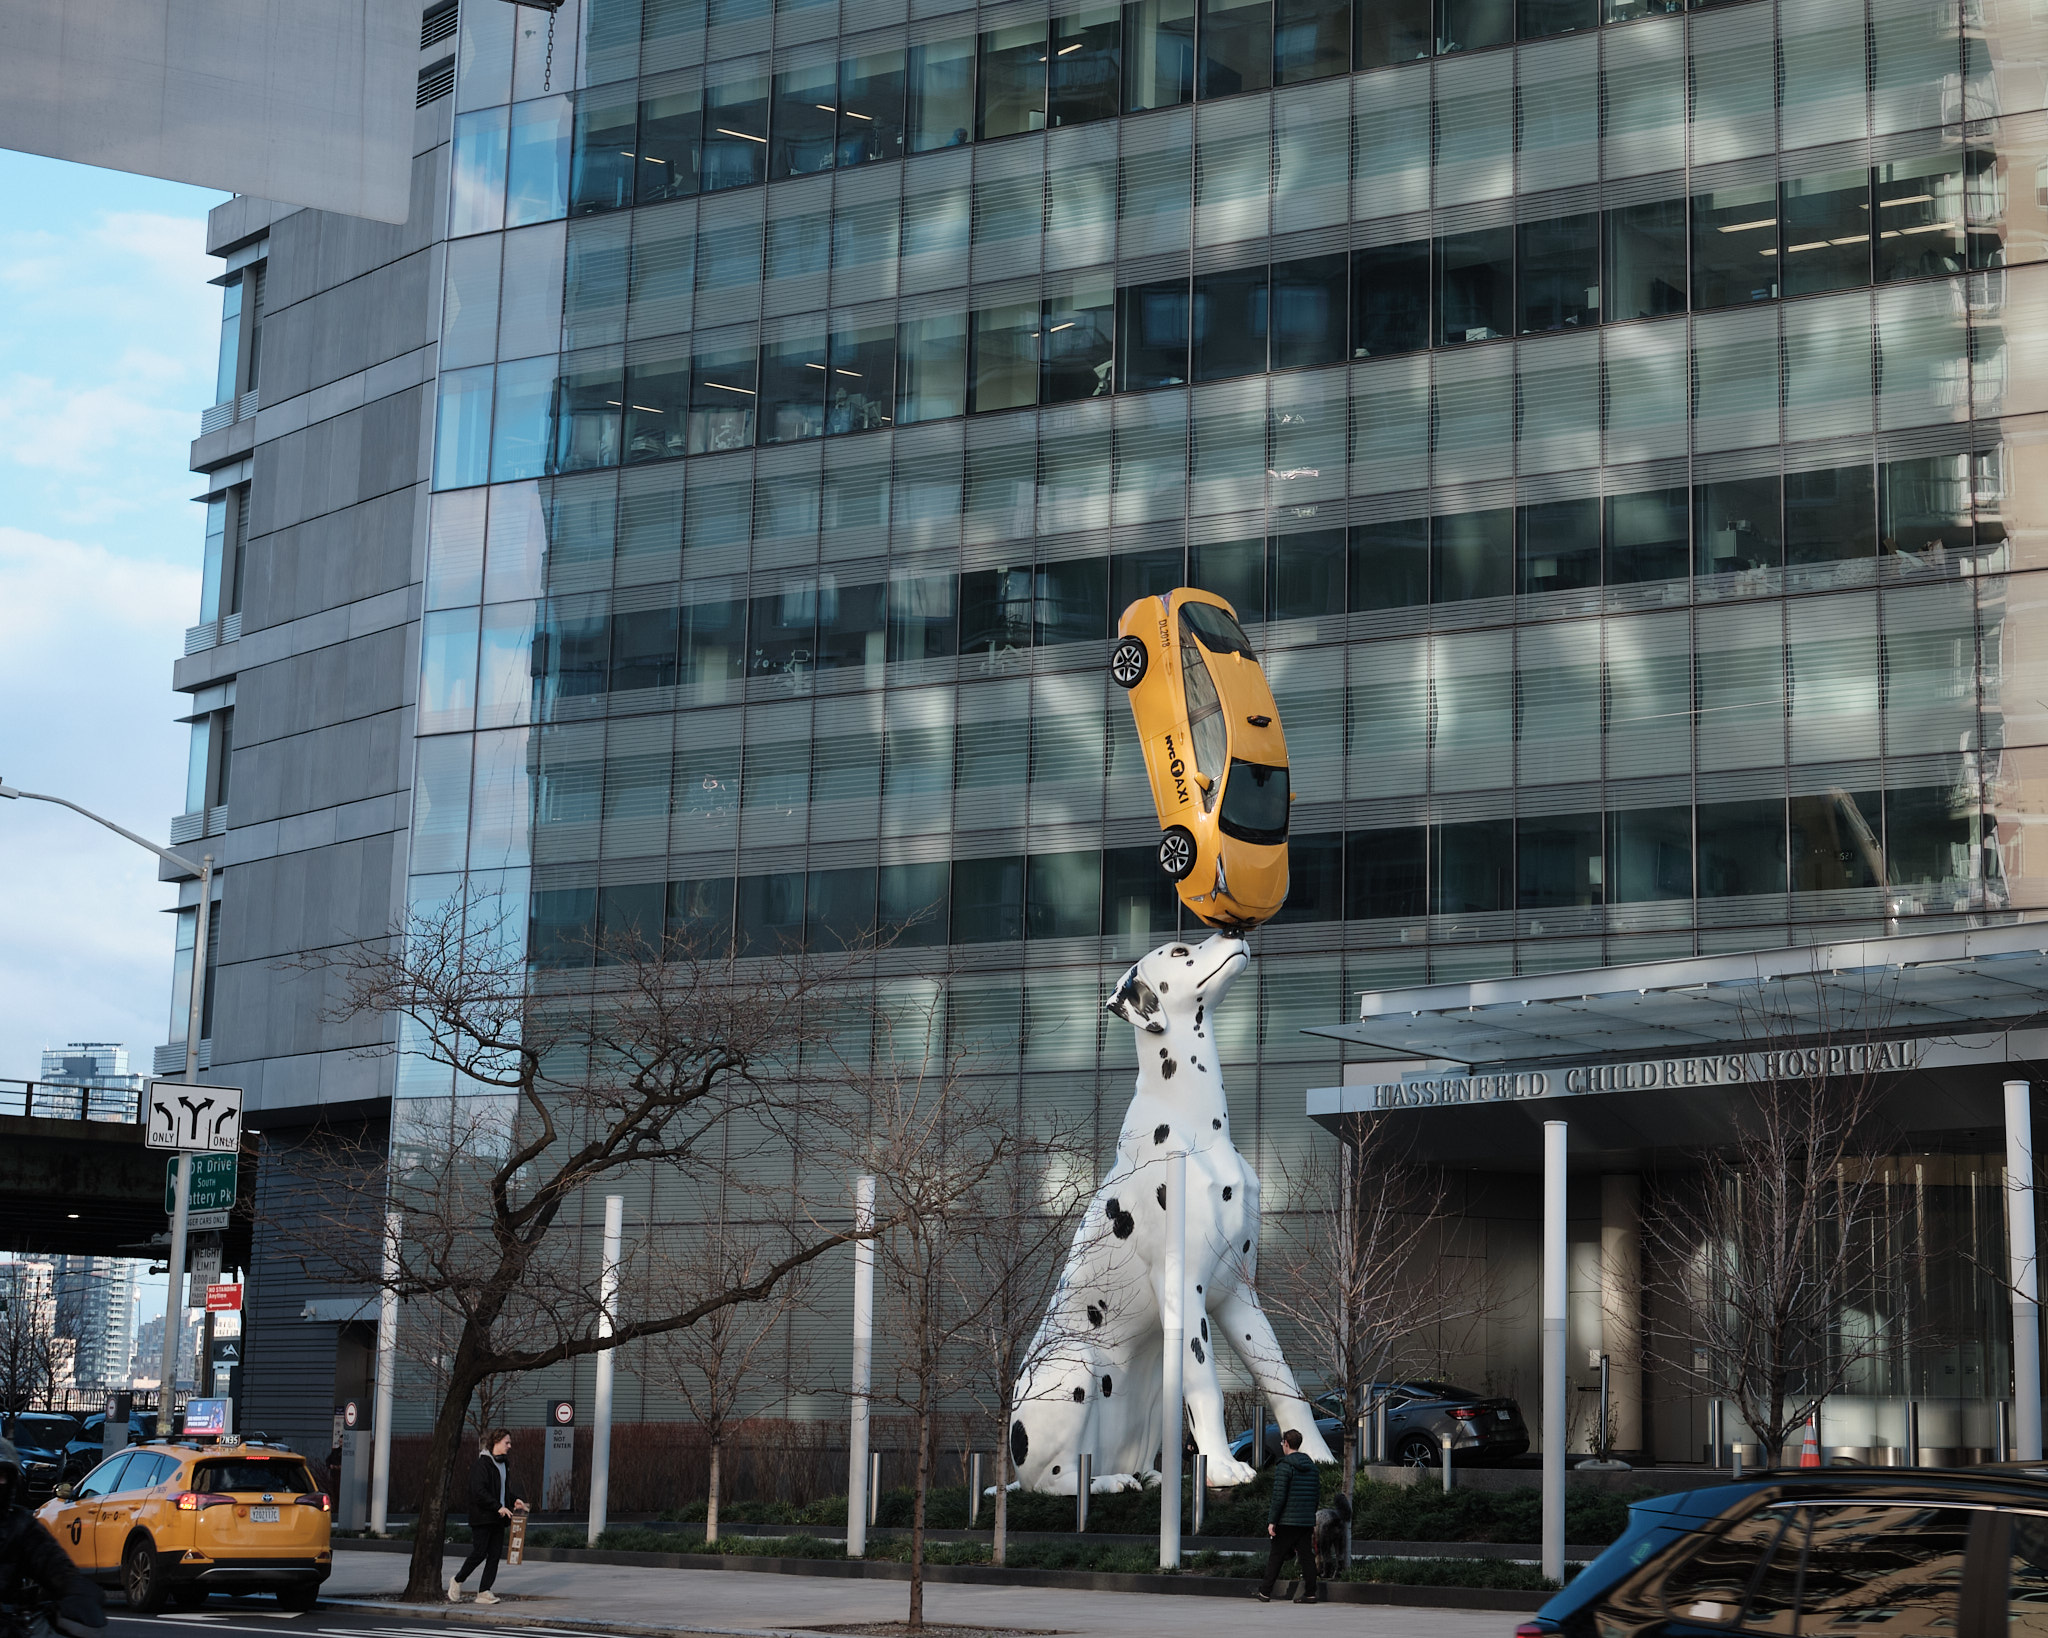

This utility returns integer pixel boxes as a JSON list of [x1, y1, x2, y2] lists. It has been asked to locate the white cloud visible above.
[[0, 526, 194, 1080]]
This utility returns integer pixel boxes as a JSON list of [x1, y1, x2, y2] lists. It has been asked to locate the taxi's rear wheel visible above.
[[1110, 636, 1148, 689], [123, 1537, 169, 1614], [1158, 827, 1196, 880]]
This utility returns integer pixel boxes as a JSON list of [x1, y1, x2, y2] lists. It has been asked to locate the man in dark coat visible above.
[[0, 1439, 104, 1638], [1255, 1428, 1321, 1604], [448, 1430, 524, 1605]]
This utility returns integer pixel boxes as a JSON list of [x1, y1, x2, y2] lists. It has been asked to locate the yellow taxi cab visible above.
[[1111, 589, 1291, 929], [38, 1438, 331, 1612]]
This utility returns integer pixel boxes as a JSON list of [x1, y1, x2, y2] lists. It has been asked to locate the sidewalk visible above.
[[323, 1545, 1524, 1638]]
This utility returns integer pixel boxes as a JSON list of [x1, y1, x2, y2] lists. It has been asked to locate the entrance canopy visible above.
[[1307, 920, 2048, 1069]]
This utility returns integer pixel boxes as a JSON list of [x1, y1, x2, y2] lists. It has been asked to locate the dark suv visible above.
[[1230, 1380, 1529, 1468], [1518, 1467, 2048, 1637], [2, 1413, 82, 1497]]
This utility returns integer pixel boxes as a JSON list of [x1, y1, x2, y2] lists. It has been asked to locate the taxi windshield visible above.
[[1218, 760, 1289, 844], [195, 1458, 316, 1493], [1179, 601, 1256, 657]]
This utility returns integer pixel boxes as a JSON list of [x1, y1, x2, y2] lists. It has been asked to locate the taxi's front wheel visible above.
[[1158, 827, 1196, 880], [1110, 636, 1148, 689], [122, 1538, 169, 1614]]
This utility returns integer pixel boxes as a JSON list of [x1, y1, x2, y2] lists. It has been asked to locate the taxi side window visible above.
[[1796, 1502, 1971, 1634], [1656, 1509, 1798, 1627], [119, 1454, 176, 1493], [75, 1454, 132, 1499]]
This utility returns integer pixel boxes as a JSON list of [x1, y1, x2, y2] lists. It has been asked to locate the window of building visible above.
[[907, 38, 974, 150], [213, 277, 243, 405], [886, 573, 959, 661], [837, 49, 907, 165], [1027, 850, 1103, 937], [1790, 790, 1884, 892], [1437, 0, 1512, 53], [489, 356, 556, 481], [1436, 226, 1514, 343], [1518, 213, 1599, 332], [667, 877, 736, 955], [1199, 0, 1274, 96], [1271, 254, 1348, 366], [1346, 826, 1427, 918], [1517, 812, 1602, 907], [1273, 0, 1350, 81], [554, 359, 623, 471], [805, 866, 877, 948], [979, 23, 1049, 139], [1432, 819, 1513, 913], [1875, 154, 1968, 280], [623, 349, 689, 464], [687, 340, 758, 453], [1104, 843, 1181, 936], [506, 96, 573, 227], [815, 580, 888, 669], [1353, 239, 1430, 355], [1433, 507, 1513, 602], [198, 486, 249, 625], [703, 71, 769, 190], [759, 323, 828, 442], [1269, 528, 1344, 619], [1124, 0, 1197, 109], [896, 311, 969, 422], [1695, 475, 1782, 574], [597, 882, 665, 962], [736, 871, 805, 954], [1606, 487, 1691, 584], [952, 855, 1026, 942], [570, 89, 637, 214], [1356, 0, 1429, 66], [1607, 805, 1692, 901], [636, 87, 703, 202], [1693, 183, 1780, 308], [970, 301, 1042, 412], [1192, 264, 1270, 379], [1118, 279, 1190, 387], [1604, 198, 1687, 319], [1273, 831, 1343, 920], [1349, 518, 1429, 610], [770, 61, 838, 179], [1191, 536, 1265, 621], [184, 706, 233, 816], [878, 860, 950, 944], [1697, 798, 1787, 897], [1785, 464, 1877, 565], [1517, 0, 1595, 36], [1517, 497, 1600, 595], [1781, 168, 1873, 297], [1052, 4, 1124, 123]]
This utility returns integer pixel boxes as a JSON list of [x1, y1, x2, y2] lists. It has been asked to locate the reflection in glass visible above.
[[1881, 453, 1974, 555], [552, 361, 623, 472], [1356, 0, 1429, 66], [506, 96, 572, 227], [908, 38, 975, 150], [1695, 475, 1782, 574], [1518, 813, 1602, 908], [1347, 827, 1427, 918], [1433, 508, 1513, 602], [1785, 464, 1876, 564], [770, 61, 838, 179], [490, 356, 556, 481], [880, 861, 950, 945], [450, 108, 511, 236], [1693, 184, 1780, 307], [1119, 280, 1190, 388], [829, 320, 896, 431], [1518, 213, 1600, 332], [1272, 254, 1348, 367], [1607, 806, 1692, 901], [1790, 790, 1883, 891], [703, 72, 769, 190], [635, 87, 702, 202], [1438, 0, 1512, 52], [1274, 0, 1350, 82], [688, 341, 758, 454], [970, 302, 1041, 412], [1433, 819, 1513, 913], [759, 323, 828, 442], [1697, 798, 1787, 897], [1199, 0, 1274, 96], [952, 856, 1027, 943], [1781, 168, 1873, 295], [569, 90, 637, 215], [1053, 5, 1123, 124], [1517, 498, 1600, 595], [1437, 226, 1514, 343], [1350, 518, 1429, 609], [1604, 198, 1687, 319], [980, 23, 1050, 139], [1877, 153, 1969, 281], [1124, 0, 1197, 109], [1270, 529, 1344, 619], [1606, 488, 1691, 584], [838, 49, 907, 165], [1354, 240, 1430, 354]]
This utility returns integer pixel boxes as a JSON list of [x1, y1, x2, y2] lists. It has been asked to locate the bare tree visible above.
[[273, 892, 922, 1600], [643, 1227, 808, 1542], [1644, 981, 1904, 1465], [1264, 1116, 1470, 1492], [0, 1261, 58, 1413]]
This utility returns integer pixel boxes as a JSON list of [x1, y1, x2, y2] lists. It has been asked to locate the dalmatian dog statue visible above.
[[1007, 932, 1336, 1494]]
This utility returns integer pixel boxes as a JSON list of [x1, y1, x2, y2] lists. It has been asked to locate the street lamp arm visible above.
[[0, 783, 208, 876]]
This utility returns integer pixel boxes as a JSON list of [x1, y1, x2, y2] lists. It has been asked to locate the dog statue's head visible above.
[[1104, 933, 1249, 1035]]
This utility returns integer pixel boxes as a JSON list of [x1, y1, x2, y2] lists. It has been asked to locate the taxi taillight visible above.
[[175, 1492, 234, 1511], [296, 1494, 330, 1512]]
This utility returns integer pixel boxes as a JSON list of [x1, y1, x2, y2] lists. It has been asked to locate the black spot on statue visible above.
[[1213, 1118, 1222, 1129], [1243, 1239, 1252, 1253], [1191, 1337, 1206, 1363], [1087, 1304, 1103, 1328], [1105, 1196, 1120, 1218], [1161, 1058, 1178, 1079], [1011, 1420, 1029, 1465], [1195, 1004, 1204, 1025], [1153, 1123, 1170, 1143], [1155, 1184, 1167, 1209], [1052, 1464, 1061, 1476], [1101, 1375, 1113, 1397], [1159, 981, 1169, 991], [1221, 1186, 1232, 1200], [1200, 1316, 1209, 1340], [1113, 1211, 1136, 1239], [1072, 1386, 1086, 1402], [1195, 1284, 1203, 1294]]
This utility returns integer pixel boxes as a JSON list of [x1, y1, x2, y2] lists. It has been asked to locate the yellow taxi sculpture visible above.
[[1111, 589, 1290, 929], [39, 1438, 331, 1612]]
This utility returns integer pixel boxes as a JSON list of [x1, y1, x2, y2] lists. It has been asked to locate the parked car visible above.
[[1517, 1466, 2048, 1637], [1111, 589, 1291, 929], [66, 1411, 158, 1474], [39, 1438, 330, 1611], [3, 1412, 83, 1497], [1229, 1382, 1529, 1469]]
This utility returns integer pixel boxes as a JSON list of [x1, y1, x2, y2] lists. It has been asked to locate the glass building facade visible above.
[[372, 0, 2048, 1440]]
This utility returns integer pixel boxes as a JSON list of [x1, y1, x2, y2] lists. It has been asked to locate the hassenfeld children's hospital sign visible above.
[[1364, 1038, 1930, 1110]]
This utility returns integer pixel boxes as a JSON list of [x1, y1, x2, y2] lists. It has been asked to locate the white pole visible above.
[[1542, 1120, 1567, 1586], [160, 853, 213, 1413], [1160, 1148, 1186, 1570], [847, 1176, 876, 1558], [2008, 1081, 2043, 1460], [369, 1207, 401, 1534], [587, 1194, 624, 1545]]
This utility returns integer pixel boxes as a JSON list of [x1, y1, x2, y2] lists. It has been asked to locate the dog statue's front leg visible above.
[[1179, 1300, 1259, 1487], [1216, 1281, 1338, 1464]]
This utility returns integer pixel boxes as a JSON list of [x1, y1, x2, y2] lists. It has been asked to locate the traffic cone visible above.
[[1800, 1415, 1822, 1468]]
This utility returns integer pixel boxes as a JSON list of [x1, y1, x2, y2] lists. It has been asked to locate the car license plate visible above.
[[1495, 1410, 1510, 1421], [252, 1506, 280, 1522]]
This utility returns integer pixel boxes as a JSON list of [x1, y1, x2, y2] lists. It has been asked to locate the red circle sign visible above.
[[343, 1401, 359, 1429], [552, 1401, 573, 1425]]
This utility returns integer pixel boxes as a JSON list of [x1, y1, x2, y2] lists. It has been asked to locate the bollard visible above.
[[969, 1453, 984, 1527], [1374, 1399, 1388, 1466], [1708, 1400, 1724, 1470], [1733, 1447, 1743, 1478], [2001, 1402, 2013, 1464], [869, 1452, 883, 1527], [1077, 1454, 1092, 1533], [1253, 1415, 1265, 1470], [1443, 1431, 1454, 1493], [1193, 1454, 1207, 1537], [1906, 1401, 1921, 1469]]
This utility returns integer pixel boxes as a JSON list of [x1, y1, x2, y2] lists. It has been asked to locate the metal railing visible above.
[[0, 1079, 144, 1124]]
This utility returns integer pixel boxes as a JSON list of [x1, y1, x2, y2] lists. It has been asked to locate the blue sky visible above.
[[0, 151, 227, 1089]]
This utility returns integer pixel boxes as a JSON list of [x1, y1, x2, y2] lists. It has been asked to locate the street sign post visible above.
[[145, 1080, 243, 1153], [205, 1284, 242, 1312], [188, 1238, 221, 1302], [163, 1155, 237, 1215]]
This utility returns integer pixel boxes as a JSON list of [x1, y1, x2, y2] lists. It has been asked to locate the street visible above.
[[88, 1548, 1524, 1638]]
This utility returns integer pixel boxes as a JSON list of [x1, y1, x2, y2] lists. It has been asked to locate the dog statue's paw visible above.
[[1204, 1456, 1260, 1487], [1298, 1427, 1340, 1465], [1090, 1472, 1142, 1494]]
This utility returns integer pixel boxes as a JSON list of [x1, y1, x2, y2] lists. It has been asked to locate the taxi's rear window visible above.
[[195, 1458, 316, 1493], [1179, 601, 1255, 658]]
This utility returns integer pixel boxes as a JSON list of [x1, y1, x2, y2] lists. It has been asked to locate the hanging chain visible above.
[[543, 6, 555, 90]]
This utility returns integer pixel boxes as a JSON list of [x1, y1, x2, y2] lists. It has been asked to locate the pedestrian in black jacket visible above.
[[0, 1439, 103, 1638], [1256, 1429, 1321, 1603], [449, 1430, 524, 1605]]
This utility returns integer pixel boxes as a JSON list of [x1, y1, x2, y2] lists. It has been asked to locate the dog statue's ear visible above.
[[1105, 968, 1167, 1034]]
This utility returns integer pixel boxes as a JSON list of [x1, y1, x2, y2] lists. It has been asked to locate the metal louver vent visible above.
[[420, 0, 456, 47], [417, 56, 454, 105]]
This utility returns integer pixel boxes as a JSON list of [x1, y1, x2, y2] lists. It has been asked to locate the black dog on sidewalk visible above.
[[1312, 1489, 1353, 1582]]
